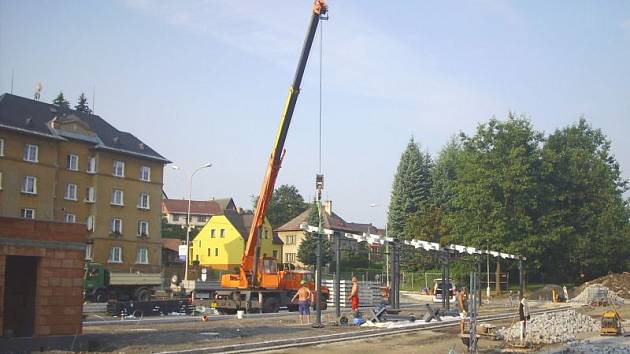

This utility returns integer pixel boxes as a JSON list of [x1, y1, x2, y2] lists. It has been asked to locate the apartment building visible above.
[[0, 93, 169, 273]]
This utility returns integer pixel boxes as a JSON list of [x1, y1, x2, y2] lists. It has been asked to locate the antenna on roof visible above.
[[10, 69, 14, 94], [92, 86, 96, 113], [34, 82, 42, 100]]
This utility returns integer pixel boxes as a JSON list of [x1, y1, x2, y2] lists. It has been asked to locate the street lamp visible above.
[[369, 203, 389, 287], [172, 163, 212, 281]]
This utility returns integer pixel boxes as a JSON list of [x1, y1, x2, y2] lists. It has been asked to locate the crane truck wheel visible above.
[[95, 289, 109, 303], [134, 287, 151, 301], [262, 296, 280, 313]]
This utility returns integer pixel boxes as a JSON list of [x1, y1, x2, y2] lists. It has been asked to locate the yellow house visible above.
[[190, 209, 283, 271]]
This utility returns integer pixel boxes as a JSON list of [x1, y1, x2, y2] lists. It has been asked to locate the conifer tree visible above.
[[52, 91, 70, 109], [75, 93, 92, 114]]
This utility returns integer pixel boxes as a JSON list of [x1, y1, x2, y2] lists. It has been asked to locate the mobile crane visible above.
[[214, 0, 329, 314]]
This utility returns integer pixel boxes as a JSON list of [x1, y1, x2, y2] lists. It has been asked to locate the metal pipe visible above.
[[335, 232, 341, 318]]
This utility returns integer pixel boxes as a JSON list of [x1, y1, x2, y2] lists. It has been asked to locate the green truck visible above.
[[84, 262, 162, 302]]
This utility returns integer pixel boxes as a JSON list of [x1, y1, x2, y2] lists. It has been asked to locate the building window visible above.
[[65, 183, 78, 201], [0, 171, 3, 190], [111, 218, 123, 234], [21, 176, 37, 194], [172, 214, 179, 222], [136, 248, 149, 264], [197, 215, 207, 223], [220, 229, 225, 238], [67, 154, 79, 171], [113, 160, 125, 177], [23, 144, 38, 162], [138, 220, 149, 237], [65, 213, 76, 223], [109, 247, 122, 263], [85, 244, 93, 261], [208, 248, 212, 256], [140, 166, 151, 182], [85, 186, 95, 202], [215, 248, 219, 256], [286, 235, 296, 245], [111, 189, 124, 206], [0, 138, 4, 156], [273, 250, 278, 259], [210, 229, 215, 238], [20, 208, 35, 219], [138, 193, 150, 209], [87, 157, 97, 173], [86, 215, 95, 231], [285, 253, 296, 262]]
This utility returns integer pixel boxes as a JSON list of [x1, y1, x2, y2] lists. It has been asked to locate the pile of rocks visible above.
[[498, 310, 599, 344], [569, 285, 625, 306], [574, 273, 630, 299], [562, 339, 630, 354]]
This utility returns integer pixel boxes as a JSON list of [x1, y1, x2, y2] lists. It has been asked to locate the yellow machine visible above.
[[600, 310, 622, 336]]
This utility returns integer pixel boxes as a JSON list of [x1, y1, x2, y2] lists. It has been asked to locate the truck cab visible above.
[[84, 262, 111, 302]]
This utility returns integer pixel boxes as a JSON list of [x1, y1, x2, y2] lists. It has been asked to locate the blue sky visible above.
[[2, 1, 629, 227]]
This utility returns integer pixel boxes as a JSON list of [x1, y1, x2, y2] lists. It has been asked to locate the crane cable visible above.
[[318, 16, 324, 175]]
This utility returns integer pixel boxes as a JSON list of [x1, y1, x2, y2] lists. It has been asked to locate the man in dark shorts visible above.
[[291, 280, 312, 324]]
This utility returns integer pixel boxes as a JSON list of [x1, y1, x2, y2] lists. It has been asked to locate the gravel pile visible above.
[[560, 339, 630, 354], [498, 310, 599, 344], [574, 273, 630, 299], [569, 285, 625, 306]]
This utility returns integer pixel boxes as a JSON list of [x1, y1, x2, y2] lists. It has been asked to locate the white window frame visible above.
[[111, 218, 123, 234], [87, 157, 97, 173], [139, 166, 151, 182], [113, 160, 125, 177], [172, 214, 180, 222], [111, 189, 124, 206], [85, 244, 93, 261], [109, 246, 123, 263], [23, 144, 38, 162], [137, 220, 149, 237], [136, 248, 149, 264], [65, 213, 76, 223], [21, 176, 37, 194], [138, 193, 150, 209], [0, 171, 3, 190], [286, 235, 296, 245], [286, 253, 295, 262], [85, 186, 95, 203], [0, 138, 4, 156], [20, 208, 35, 219], [67, 154, 79, 171], [86, 215, 95, 231], [65, 183, 78, 201]]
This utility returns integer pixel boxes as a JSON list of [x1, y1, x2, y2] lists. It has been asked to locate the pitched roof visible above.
[[209, 210, 281, 244], [274, 207, 357, 233], [162, 238, 182, 252], [345, 222, 385, 236], [0, 93, 169, 162], [162, 198, 235, 215]]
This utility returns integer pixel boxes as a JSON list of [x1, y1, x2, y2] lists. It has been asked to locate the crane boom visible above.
[[240, 0, 328, 283]]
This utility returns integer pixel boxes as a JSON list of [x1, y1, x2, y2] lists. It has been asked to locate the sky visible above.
[[1, 1, 629, 227]]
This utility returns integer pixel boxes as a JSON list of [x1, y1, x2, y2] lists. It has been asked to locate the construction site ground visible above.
[[72, 292, 630, 353]]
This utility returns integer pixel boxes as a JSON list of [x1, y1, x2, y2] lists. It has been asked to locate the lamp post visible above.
[[369, 203, 389, 287], [172, 163, 212, 281]]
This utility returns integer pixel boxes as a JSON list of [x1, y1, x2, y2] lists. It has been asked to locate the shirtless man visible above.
[[457, 288, 468, 334], [348, 276, 359, 312], [291, 280, 313, 325]]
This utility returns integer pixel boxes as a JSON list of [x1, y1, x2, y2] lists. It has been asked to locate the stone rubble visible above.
[[560, 339, 630, 354], [498, 310, 600, 344], [569, 285, 625, 306]]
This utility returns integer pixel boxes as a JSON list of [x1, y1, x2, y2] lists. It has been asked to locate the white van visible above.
[[432, 279, 456, 303]]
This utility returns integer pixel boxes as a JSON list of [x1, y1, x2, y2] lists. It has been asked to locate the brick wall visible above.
[[0, 217, 86, 337]]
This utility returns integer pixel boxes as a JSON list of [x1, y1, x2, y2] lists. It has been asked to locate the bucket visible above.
[[236, 310, 244, 319]]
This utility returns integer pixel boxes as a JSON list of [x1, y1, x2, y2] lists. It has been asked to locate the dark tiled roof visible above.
[[162, 238, 182, 252], [272, 233, 284, 245], [275, 207, 357, 233], [345, 222, 385, 236], [0, 93, 169, 162], [162, 198, 235, 215]]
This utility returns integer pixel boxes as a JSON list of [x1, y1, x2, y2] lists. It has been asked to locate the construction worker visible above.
[[519, 293, 530, 342], [348, 276, 359, 312], [291, 280, 312, 325], [457, 287, 468, 334]]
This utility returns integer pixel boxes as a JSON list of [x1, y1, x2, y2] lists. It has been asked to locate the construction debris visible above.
[[569, 285, 625, 306], [498, 310, 600, 344], [574, 273, 630, 299], [560, 339, 630, 354]]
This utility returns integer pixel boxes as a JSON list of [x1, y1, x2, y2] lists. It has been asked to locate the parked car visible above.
[[432, 278, 456, 303]]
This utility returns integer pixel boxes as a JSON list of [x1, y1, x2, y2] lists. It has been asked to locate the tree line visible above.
[[52, 91, 92, 113], [388, 114, 629, 283]]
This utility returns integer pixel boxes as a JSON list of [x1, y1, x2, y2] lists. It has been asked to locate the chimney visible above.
[[323, 200, 332, 215]]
